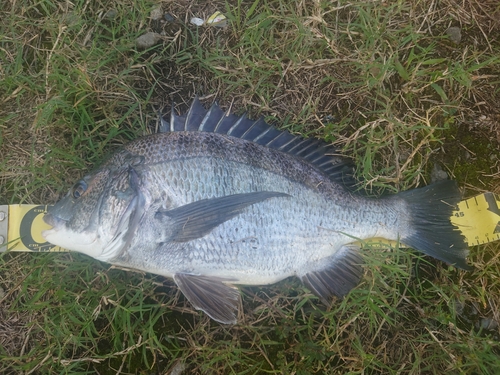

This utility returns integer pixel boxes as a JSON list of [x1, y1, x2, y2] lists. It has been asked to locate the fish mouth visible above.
[[42, 213, 98, 250], [42, 213, 66, 242]]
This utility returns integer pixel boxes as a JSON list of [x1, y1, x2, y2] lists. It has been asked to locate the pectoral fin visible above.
[[300, 245, 363, 305], [158, 191, 289, 242], [173, 273, 240, 324]]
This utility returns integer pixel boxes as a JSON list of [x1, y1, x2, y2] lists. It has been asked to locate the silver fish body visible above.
[[43, 99, 471, 323]]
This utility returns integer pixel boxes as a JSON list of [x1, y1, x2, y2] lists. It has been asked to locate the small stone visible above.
[[150, 6, 163, 21], [104, 9, 118, 19], [322, 114, 335, 123], [170, 361, 186, 375], [190, 17, 204, 26], [135, 32, 162, 49], [445, 27, 462, 44], [430, 163, 448, 182], [480, 317, 499, 330], [164, 13, 175, 22]]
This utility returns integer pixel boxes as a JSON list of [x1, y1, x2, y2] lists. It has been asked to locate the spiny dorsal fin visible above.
[[160, 97, 355, 186]]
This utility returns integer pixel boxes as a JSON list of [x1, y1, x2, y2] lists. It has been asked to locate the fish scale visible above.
[[43, 98, 471, 324], [120, 158, 338, 277]]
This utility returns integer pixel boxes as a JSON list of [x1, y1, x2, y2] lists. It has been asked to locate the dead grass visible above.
[[1, 0, 500, 374]]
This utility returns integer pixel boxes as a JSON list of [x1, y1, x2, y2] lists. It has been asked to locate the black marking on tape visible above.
[[485, 192, 500, 216], [494, 222, 500, 234], [19, 205, 55, 251]]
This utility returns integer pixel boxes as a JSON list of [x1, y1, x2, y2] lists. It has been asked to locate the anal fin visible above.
[[300, 245, 363, 305], [173, 273, 240, 324]]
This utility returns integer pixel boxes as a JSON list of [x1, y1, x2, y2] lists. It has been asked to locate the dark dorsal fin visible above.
[[160, 97, 355, 186]]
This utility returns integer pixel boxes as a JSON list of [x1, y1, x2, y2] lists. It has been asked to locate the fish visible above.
[[42, 98, 471, 324]]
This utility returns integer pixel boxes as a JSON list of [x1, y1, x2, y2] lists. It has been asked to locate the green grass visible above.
[[1, 0, 500, 374]]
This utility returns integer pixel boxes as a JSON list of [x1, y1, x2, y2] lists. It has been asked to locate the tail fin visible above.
[[398, 180, 472, 270]]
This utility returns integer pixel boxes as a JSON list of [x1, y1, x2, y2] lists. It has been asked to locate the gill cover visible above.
[[100, 167, 148, 260]]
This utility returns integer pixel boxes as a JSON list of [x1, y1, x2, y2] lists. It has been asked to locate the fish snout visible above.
[[43, 212, 65, 228], [43, 212, 55, 226]]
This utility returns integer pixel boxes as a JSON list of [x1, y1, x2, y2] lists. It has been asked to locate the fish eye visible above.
[[72, 181, 87, 199]]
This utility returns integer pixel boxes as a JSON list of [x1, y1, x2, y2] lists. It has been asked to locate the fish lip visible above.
[[43, 212, 66, 228]]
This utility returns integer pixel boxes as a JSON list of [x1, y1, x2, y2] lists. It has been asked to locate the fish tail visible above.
[[397, 180, 472, 270]]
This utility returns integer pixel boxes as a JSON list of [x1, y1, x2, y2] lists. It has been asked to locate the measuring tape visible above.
[[1, 192, 499, 252], [452, 192, 500, 246], [0, 205, 63, 252]]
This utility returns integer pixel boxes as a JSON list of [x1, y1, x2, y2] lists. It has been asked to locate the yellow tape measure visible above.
[[0, 205, 64, 252], [1, 192, 499, 252], [452, 192, 500, 245]]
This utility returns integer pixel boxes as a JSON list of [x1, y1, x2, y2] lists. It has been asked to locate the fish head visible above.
[[43, 163, 143, 261]]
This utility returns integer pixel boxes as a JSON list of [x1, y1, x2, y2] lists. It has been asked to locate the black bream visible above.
[[42, 98, 471, 324]]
